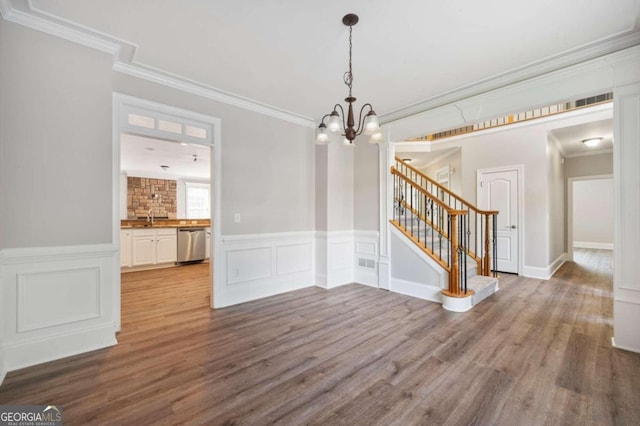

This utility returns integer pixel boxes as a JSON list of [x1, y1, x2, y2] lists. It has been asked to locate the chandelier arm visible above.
[[333, 104, 347, 131], [319, 113, 332, 126], [354, 103, 375, 135]]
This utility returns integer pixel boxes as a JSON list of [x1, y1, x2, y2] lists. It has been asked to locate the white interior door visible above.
[[478, 169, 519, 273]]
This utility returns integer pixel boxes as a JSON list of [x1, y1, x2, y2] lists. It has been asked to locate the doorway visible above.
[[112, 94, 222, 331], [568, 175, 614, 261], [477, 165, 523, 274]]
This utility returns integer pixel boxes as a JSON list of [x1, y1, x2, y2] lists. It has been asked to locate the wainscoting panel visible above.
[[276, 243, 312, 276], [17, 268, 101, 333], [226, 247, 272, 285], [325, 232, 354, 288], [216, 232, 315, 308], [0, 244, 118, 374], [354, 231, 379, 288]]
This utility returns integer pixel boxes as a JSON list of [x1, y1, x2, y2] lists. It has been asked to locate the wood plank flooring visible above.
[[1, 249, 639, 425]]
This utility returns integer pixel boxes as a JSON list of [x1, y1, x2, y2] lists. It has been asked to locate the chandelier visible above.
[[315, 14, 382, 145]]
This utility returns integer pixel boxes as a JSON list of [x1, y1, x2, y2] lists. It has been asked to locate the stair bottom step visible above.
[[468, 275, 499, 306]]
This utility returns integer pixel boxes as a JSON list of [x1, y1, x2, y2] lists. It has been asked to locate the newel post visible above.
[[449, 213, 459, 295]]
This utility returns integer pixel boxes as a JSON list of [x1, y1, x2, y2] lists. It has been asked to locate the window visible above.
[[185, 183, 210, 219]]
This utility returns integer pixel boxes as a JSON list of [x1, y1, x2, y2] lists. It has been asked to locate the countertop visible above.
[[121, 219, 211, 229]]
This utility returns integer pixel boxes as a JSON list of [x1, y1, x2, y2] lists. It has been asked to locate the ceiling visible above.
[[549, 119, 613, 157], [121, 134, 211, 180], [23, 0, 640, 122]]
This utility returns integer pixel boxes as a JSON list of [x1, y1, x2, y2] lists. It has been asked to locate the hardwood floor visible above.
[[1, 250, 639, 425]]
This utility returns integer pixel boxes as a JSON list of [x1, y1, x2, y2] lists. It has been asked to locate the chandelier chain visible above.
[[343, 25, 353, 97]]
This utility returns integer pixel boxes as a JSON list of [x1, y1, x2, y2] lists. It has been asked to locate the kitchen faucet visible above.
[[147, 208, 154, 225]]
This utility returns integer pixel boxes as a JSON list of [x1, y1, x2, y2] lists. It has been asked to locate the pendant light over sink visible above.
[[315, 14, 382, 146]]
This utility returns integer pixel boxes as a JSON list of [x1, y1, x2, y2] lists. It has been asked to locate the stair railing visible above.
[[390, 166, 470, 296], [393, 157, 499, 278]]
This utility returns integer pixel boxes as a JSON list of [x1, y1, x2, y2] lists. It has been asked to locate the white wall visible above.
[[1, 21, 113, 249], [565, 153, 613, 178], [354, 141, 379, 231], [547, 137, 566, 263], [573, 179, 614, 247]]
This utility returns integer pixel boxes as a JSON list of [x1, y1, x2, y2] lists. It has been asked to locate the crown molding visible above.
[[0, 0, 316, 128], [379, 31, 640, 124], [112, 62, 316, 128]]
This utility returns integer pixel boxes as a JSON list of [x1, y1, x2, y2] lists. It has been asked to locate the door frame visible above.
[[112, 93, 222, 331], [476, 164, 525, 275], [567, 174, 613, 261]]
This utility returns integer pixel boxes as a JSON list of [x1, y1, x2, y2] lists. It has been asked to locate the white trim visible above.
[[4, 324, 117, 372], [380, 36, 640, 124], [390, 278, 442, 304], [522, 253, 567, 280], [567, 174, 614, 261], [477, 164, 525, 275], [0, 244, 119, 374], [0, 1, 125, 55], [611, 337, 640, 355], [0, 244, 117, 264], [217, 232, 315, 307], [573, 242, 614, 250], [354, 231, 380, 288], [112, 94, 223, 321], [223, 231, 314, 243], [113, 63, 315, 128], [442, 293, 473, 312]]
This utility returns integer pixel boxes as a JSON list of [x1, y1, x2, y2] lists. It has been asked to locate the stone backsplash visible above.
[[127, 177, 177, 219]]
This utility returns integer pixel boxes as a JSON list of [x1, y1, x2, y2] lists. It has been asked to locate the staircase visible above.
[[390, 158, 500, 312]]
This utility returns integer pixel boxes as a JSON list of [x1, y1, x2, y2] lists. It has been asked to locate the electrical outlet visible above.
[[234, 213, 241, 223]]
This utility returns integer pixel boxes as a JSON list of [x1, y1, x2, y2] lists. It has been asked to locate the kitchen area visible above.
[[119, 133, 212, 273]]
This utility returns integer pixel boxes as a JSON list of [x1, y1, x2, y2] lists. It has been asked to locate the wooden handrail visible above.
[[391, 166, 469, 215], [394, 157, 499, 216]]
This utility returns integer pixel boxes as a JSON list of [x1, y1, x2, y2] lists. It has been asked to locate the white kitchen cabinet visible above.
[[126, 228, 177, 267], [131, 229, 156, 266], [120, 230, 132, 267], [156, 228, 178, 264], [205, 227, 211, 259]]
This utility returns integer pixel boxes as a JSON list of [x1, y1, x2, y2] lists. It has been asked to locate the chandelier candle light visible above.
[[316, 14, 382, 146]]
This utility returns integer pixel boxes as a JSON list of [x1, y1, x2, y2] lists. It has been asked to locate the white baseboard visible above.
[[522, 253, 567, 280], [390, 278, 443, 304], [612, 337, 640, 354], [4, 324, 117, 372], [573, 241, 614, 250], [613, 298, 640, 354], [0, 244, 119, 377]]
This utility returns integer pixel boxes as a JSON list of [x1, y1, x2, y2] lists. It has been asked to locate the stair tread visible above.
[[468, 275, 499, 306]]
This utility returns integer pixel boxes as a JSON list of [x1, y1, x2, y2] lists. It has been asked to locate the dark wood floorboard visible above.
[[1, 249, 639, 425]]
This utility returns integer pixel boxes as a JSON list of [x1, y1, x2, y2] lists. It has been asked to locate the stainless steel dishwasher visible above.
[[177, 228, 206, 263]]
